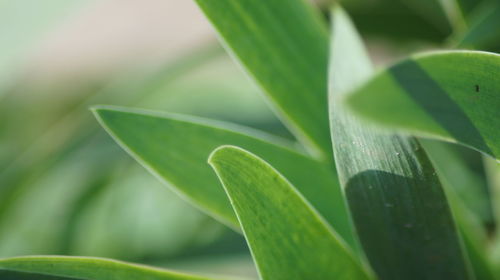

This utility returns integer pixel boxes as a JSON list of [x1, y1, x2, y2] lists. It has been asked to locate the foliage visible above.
[[1, 0, 499, 279]]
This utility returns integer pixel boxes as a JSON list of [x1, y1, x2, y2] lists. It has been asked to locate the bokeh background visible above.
[[1, 0, 498, 278]]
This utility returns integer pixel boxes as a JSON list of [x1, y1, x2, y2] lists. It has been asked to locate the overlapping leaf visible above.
[[0, 256, 220, 280], [93, 106, 356, 248], [194, 0, 331, 156], [422, 140, 496, 280], [345, 50, 500, 160], [208, 146, 371, 280], [328, 6, 471, 279]]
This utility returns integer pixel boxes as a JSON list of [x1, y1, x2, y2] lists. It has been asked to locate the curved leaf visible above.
[[208, 146, 372, 280], [345, 51, 500, 160], [93, 106, 356, 248], [329, 6, 471, 279], [194, 0, 331, 157], [0, 256, 220, 280]]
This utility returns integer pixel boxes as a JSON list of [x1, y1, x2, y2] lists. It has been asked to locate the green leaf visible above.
[[93, 106, 356, 249], [343, 0, 450, 43], [458, 3, 500, 51], [194, 0, 331, 157], [345, 50, 500, 160], [0, 256, 219, 280], [421, 140, 496, 280], [208, 146, 372, 280], [421, 140, 492, 224], [401, 0, 455, 33], [455, 0, 485, 16], [328, 6, 471, 280], [485, 156, 500, 225]]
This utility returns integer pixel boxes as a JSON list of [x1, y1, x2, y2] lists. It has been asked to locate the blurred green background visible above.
[[1, 0, 499, 278]]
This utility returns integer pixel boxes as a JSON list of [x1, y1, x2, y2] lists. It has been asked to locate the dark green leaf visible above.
[[93, 106, 356, 248], [458, 3, 500, 51], [345, 51, 500, 160], [422, 140, 496, 280], [329, 6, 471, 279]]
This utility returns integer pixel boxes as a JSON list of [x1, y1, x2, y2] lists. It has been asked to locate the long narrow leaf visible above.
[[422, 141, 496, 280], [345, 50, 500, 160], [208, 146, 372, 280], [328, 6, 471, 279], [0, 256, 220, 280], [93, 106, 356, 248], [194, 0, 331, 157]]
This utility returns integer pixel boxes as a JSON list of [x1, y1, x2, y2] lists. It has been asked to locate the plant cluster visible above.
[[0, 0, 499, 279]]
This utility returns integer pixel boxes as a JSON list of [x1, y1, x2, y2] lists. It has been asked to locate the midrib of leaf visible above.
[[195, 0, 332, 158], [328, 6, 471, 280]]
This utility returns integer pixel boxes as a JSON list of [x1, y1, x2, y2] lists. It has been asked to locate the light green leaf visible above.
[[93, 106, 356, 248], [345, 50, 500, 160], [194, 0, 331, 157], [208, 146, 372, 280], [329, 6, 471, 279], [0, 256, 220, 280]]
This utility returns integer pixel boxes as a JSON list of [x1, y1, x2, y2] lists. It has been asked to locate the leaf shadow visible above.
[[345, 169, 468, 280]]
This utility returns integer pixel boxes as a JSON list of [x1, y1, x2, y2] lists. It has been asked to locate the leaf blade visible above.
[[93, 106, 356, 248], [328, 6, 471, 280], [345, 50, 500, 160], [194, 0, 331, 156], [458, 2, 500, 50], [208, 146, 371, 280]]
